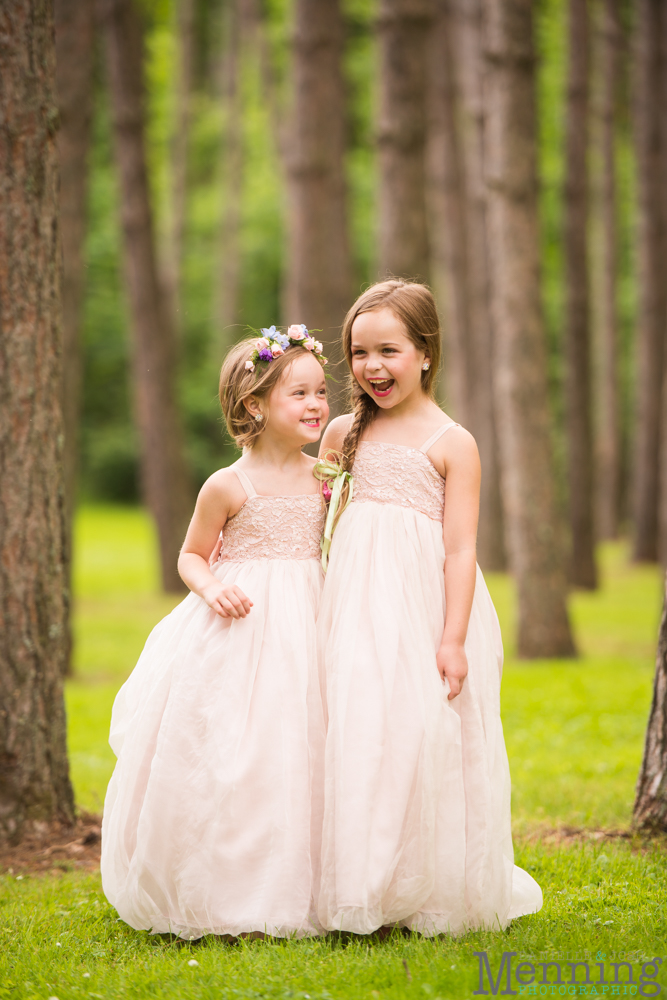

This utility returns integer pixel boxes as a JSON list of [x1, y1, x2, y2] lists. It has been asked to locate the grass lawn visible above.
[[2, 505, 666, 999]]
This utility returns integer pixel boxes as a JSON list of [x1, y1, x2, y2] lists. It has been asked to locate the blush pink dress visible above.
[[101, 466, 326, 939], [316, 424, 543, 935]]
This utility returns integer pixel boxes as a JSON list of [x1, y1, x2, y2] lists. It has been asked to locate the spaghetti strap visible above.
[[419, 422, 459, 454], [233, 466, 257, 500]]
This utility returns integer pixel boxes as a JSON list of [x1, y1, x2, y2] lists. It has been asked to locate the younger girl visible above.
[[102, 327, 329, 939], [317, 281, 542, 935]]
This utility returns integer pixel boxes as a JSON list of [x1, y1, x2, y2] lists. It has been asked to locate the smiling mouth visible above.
[[301, 418, 320, 426], [367, 378, 394, 397]]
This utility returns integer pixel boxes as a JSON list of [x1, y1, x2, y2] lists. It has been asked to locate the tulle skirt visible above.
[[101, 557, 326, 939], [316, 501, 543, 935]]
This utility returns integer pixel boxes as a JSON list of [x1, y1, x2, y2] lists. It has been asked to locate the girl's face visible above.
[[350, 307, 428, 409], [262, 351, 329, 445]]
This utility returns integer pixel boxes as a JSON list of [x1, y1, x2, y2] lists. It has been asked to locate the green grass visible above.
[[3, 505, 666, 999]]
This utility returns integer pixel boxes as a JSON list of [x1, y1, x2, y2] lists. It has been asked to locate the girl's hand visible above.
[[436, 641, 468, 700], [201, 581, 253, 619]]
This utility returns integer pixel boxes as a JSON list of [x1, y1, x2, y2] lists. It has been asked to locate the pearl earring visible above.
[[254, 413, 263, 422], [422, 362, 430, 371]]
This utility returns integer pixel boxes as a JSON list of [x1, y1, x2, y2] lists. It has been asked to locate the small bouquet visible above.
[[313, 452, 353, 573]]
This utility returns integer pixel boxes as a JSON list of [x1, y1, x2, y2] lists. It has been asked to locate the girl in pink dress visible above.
[[316, 281, 542, 935], [102, 328, 329, 939]]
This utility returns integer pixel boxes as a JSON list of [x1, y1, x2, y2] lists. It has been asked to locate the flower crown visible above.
[[244, 324, 327, 373]]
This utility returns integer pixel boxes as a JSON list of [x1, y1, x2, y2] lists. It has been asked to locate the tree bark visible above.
[[0, 0, 75, 841], [482, 0, 576, 657], [632, 0, 666, 563], [284, 0, 352, 389], [563, 0, 597, 589], [55, 0, 95, 673], [594, 0, 622, 541], [215, 0, 243, 347], [427, 0, 472, 423], [428, 0, 506, 570], [377, 0, 433, 281], [166, 0, 195, 339], [99, 0, 194, 592], [634, 572, 667, 831]]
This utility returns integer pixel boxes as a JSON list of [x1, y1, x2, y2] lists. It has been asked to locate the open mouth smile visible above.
[[300, 418, 321, 427], [367, 378, 395, 397]]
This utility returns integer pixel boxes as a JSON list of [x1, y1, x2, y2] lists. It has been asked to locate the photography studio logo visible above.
[[473, 952, 665, 997]]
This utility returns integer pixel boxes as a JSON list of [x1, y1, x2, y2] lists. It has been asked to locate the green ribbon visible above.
[[313, 456, 354, 572]]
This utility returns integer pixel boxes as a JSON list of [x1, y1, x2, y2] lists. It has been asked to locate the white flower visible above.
[[188, 959, 199, 967], [304, 337, 316, 351], [314, 340, 323, 354], [244, 360, 255, 371], [287, 324, 307, 341]]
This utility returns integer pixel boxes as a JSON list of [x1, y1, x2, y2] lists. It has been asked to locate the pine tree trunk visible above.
[[0, 0, 75, 841], [100, 0, 194, 592], [428, 0, 506, 570], [284, 0, 352, 382], [215, 0, 243, 346], [595, 0, 622, 541], [167, 0, 195, 338], [377, 0, 433, 281], [451, 0, 506, 571], [563, 0, 597, 589], [427, 0, 473, 423], [55, 0, 95, 673], [632, 0, 666, 563], [634, 572, 667, 831], [482, 0, 576, 657]]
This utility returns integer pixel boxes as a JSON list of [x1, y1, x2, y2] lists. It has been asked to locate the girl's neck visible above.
[[243, 433, 308, 474], [372, 390, 438, 427]]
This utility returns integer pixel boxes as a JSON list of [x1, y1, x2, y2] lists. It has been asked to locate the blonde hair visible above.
[[219, 339, 313, 448], [339, 280, 441, 476]]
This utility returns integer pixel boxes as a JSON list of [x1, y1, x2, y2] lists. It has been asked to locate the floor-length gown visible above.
[[316, 423, 543, 935], [101, 467, 326, 939]]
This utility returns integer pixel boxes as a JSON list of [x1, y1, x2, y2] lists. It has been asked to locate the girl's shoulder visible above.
[[197, 465, 248, 511], [320, 414, 354, 453]]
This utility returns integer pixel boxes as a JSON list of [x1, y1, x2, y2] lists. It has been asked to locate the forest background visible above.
[[82, 0, 632, 508]]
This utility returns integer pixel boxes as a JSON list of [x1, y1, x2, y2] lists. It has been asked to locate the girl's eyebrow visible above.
[[351, 341, 400, 349]]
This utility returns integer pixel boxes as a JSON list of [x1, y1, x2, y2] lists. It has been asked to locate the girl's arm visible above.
[[177, 471, 253, 619], [434, 428, 481, 699]]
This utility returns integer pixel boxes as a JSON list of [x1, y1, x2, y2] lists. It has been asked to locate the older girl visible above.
[[317, 281, 542, 935]]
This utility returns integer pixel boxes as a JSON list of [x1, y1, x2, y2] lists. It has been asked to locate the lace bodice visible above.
[[352, 428, 456, 523], [217, 468, 324, 562]]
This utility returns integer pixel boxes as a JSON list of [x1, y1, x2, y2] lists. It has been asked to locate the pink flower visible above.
[[256, 337, 270, 350], [270, 342, 285, 357], [287, 324, 307, 341], [244, 360, 255, 371], [322, 482, 332, 502], [304, 337, 316, 351], [314, 340, 324, 354]]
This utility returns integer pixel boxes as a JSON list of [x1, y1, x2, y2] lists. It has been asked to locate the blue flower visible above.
[[260, 325, 277, 339], [272, 332, 290, 349]]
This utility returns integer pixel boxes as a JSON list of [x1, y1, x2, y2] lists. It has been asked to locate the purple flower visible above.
[[258, 348, 273, 362]]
